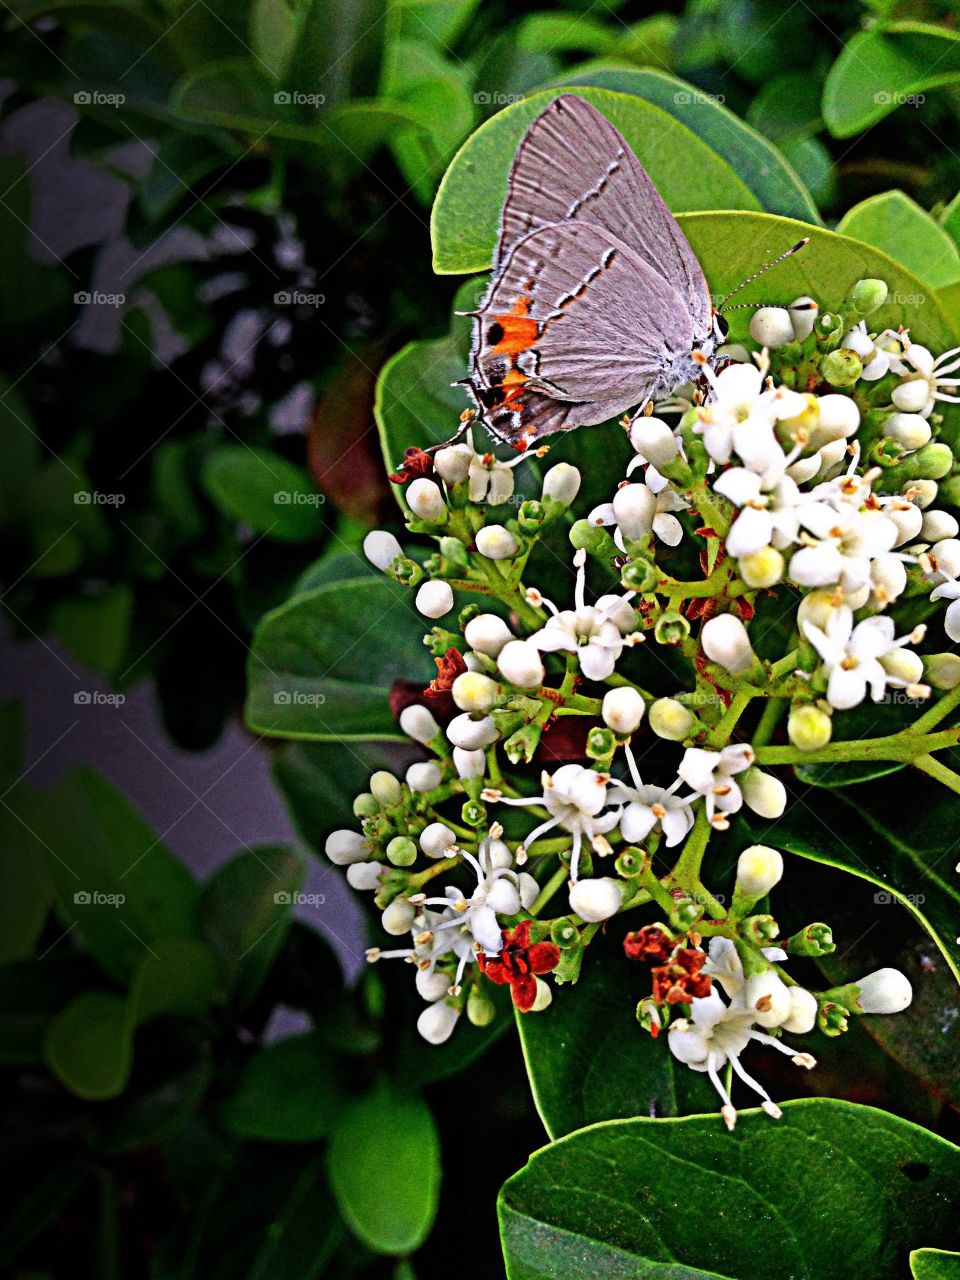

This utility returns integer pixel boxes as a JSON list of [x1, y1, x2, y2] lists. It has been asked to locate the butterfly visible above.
[[462, 93, 804, 451]]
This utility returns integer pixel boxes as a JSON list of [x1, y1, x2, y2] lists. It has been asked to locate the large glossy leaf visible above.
[[499, 1101, 960, 1280], [327, 1078, 440, 1254], [912, 1251, 960, 1280], [431, 86, 761, 275], [551, 66, 819, 223], [837, 192, 960, 293], [44, 991, 134, 1101], [823, 23, 960, 139], [245, 577, 431, 741], [516, 921, 712, 1138], [220, 1033, 345, 1141], [201, 445, 326, 543]]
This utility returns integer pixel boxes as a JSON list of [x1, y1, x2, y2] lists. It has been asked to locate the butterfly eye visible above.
[[716, 315, 729, 339]]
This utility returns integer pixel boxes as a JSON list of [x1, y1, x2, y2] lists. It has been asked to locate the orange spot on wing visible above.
[[491, 295, 539, 356]]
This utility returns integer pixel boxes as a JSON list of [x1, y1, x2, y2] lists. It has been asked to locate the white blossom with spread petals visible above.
[[802, 606, 926, 709], [678, 744, 755, 830], [588, 480, 687, 548], [931, 575, 960, 641], [526, 550, 640, 681], [888, 341, 960, 417], [609, 743, 694, 847]]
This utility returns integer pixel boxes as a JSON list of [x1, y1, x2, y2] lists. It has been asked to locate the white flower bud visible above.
[[788, 704, 832, 751], [749, 306, 794, 348], [880, 647, 924, 684], [884, 501, 923, 547], [464, 613, 512, 657], [399, 703, 440, 745], [612, 483, 656, 541], [855, 967, 913, 1013], [816, 393, 860, 439], [419, 821, 457, 858], [744, 970, 792, 1028], [781, 985, 818, 1034], [925, 652, 960, 689], [405, 761, 442, 793], [475, 525, 518, 560], [904, 479, 938, 509], [541, 462, 581, 506], [921, 509, 959, 542], [569, 876, 624, 922], [736, 844, 784, 897], [346, 861, 383, 891], [629, 416, 678, 468], [415, 580, 454, 618], [601, 686, 646, 735], [370, 770, 401, 806], [649, 697, 696, 741], [789, 296, 818, 341], [464, 652, 483, 671], [416, 967, 452, 1002], [595, 595, 638, 635], [739, 546, 784, 589], [325, 829, 369, 865], [892, 378, 930, 414], [701, 613, 756, 675], [433, 443, 471, 483], [382, 898, 417, 935], [871, 555, 907, 606], [417, 1000, 459, 1044], [453, 746, 486, 779], [363, 529, 403, 571], [497, 639, 545, 689], [446, 713, 499, 750], [885, 412, 931, 452], [931, 538, 960, 579], [406, 477, 446, 522], [451, 671, 498, 713], [530, 977, 553, 1012], [483, 838, 513, 870], [742, 769, 787, 819], [797, 589, 842, 632]]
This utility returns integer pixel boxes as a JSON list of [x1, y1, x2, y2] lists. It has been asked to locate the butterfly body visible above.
[[465, 94, 721, 448]]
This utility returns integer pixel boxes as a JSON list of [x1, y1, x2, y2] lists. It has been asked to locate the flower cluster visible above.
[[325, 275, 959, 1128]]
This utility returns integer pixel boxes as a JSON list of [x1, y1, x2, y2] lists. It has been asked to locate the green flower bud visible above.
[[569, 519, 617, 559], [370, 770, 402, 807], [391, 556, 424, 588], [818, 1000, 849, 1037], [636, 996, 663, 1036], [467, 986, 496, 1027], [353, 792, 379, 819], [620, 555, 658, 592], [924, 653, 960, 690], [784, 922, 835, 957], [672, 898, 703, 930], [788, 703, 832, 751], [821, 348, 863, 387], [586, 726, 616, 760], [386, 836, 417, 867], [741, 913, 780, 946], [654, 609, 690, 646], [649, 697, 697, 741], [550, 918, 580, 949], [461, 799, 486, 827], [814, 311, 843, 343], [517, 499, 545, 533], [614, 847, 648, 879], [882, 442, 955, 488], [850, 278, 888, 315], [504, 723, 543, 765]]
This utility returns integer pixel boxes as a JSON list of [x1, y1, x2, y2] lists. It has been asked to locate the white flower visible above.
[[485, 763, 620, 882], [749, 306, 794, 348], [453, 747, 486, 779], [712, 467, 804, 557], [601, 686, 646, 735], [464, 613, 513, 657], [452, 671, 498, 714], [496, 639, 545, 688], [417, 1000, 460, 1044], [325, 828, 372, 865], [541, 462, 581, 506], [885, 412, 931, 452], [627, 415, 679, 469], [526, 550, 640, 681], [678, 744, 755, 830], [406, 761, 442, 793], [930, 575, 960, 642], [802, 606, 925, 709], [588, 480, 686, 548], [790, 504, 900, 594], [446, 713, 499, 750], [416, 843, 538, 955], [735, 844, 784, 897], [568, 877, 623, 922], [476, 525, 518, 560], [419, 821, 458, 858], [363, 529, 403, 571], [855, 967, 913, 1013], [693, 362, 806, 467], [436, 428, 529, 502], [407, 477, 446, 521], [840, 321, 901, 381], [609, 743, 694, 847], [416, 580, 454, 618], [700, 613, 757, 675], [889, 341, 960, 417], [399, 703, 440, 745]]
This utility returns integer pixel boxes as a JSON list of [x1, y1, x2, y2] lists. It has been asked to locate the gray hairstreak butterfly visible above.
[[461, 93, 807, 452]]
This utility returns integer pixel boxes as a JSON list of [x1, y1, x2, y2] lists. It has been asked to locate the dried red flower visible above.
[[389, 446, 435, 485], [651, 948, 712, 1005], [424, 647, 467, 697], [478, 920, 560, 1012], [623, 925, 676, 964]]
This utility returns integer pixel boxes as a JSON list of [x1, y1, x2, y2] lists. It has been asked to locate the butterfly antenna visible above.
[[717, 238, 809, 312]]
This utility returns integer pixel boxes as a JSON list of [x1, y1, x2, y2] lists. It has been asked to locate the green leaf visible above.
[[778, 136, 837, 212], [130, 937, 218, 1024], [499, 1101, 960, 1280], [273, 739, 404, 848], [912, 1250, 960, 1280], [386, 0, 479, 48], [287, 0, 385, 104], [0, 378, 42, 531], [516, 922, 711, 1137], [328, 1079, 440, 1255], [823, 22, 960, 139], [51, 584, 134, 677], [202, 445, 325, 543], [838, 190, 960, 292], [245, 577, 431, 741], [431, 86, 761, 275], [246, 1160, 343, 1280], [747, 71, 823, 143], [0, 772, 54, 964], [199, 846, 304, 1006], [751, 770, 960, 984], [44, 991, 134, 1101], [220, 1033, 346, 1141], [0, 956, 92, 1065], [16, 769, 198, 984], [551, 67, 819, 223], [250, 0, 299, 80]]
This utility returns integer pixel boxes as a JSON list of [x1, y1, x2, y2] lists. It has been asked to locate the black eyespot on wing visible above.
[[486, 322, 505, 346]]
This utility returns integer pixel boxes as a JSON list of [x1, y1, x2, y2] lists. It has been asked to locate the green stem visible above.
[[671, 807, 712, 889], [914, 753, 960, 795], [705, 686, 756, 748], [755, 725, 960, 766], [530, 864, 569, 917], [909, 682, 960, 734], [752, 697, 786, 748]]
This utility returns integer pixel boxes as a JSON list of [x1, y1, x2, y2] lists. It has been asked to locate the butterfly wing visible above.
[[496, 93, 712, 341], [469, 220, 694, 447]]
